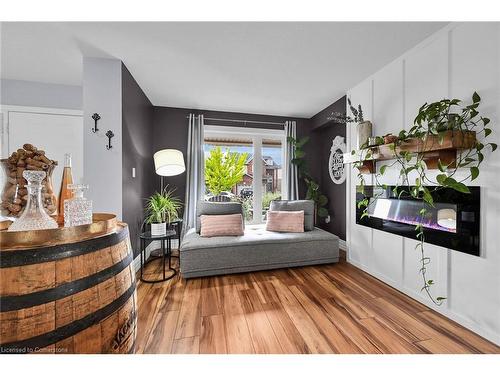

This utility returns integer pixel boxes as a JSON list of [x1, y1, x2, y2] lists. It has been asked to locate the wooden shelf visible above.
[[343, 130, 477, 174]]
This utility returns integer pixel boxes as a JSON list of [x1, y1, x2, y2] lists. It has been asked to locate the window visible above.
[[203, 125, 287, 224]]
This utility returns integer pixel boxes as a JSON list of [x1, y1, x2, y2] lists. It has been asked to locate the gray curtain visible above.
[[285, 120, 299, 200], [183, 114, 205, 232]]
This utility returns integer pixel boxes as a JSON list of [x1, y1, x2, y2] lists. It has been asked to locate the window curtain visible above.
[[284, 120, 299, 200], [183, 114, 205, 233]]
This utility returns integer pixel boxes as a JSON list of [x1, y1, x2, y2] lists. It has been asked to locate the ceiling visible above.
[[1, 22, 447, 117]]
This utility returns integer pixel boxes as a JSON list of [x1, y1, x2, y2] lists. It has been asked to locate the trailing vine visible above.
[[340, 92, 496, 305], [287, 136, 329, 219]]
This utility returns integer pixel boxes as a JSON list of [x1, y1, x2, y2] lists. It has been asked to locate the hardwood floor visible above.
[[135, 252, 500, 354]]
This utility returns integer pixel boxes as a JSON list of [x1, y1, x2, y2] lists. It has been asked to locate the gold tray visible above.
[[0, 213, 117, 250]]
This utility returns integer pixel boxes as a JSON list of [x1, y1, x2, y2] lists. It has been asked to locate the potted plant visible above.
[[145, 186, 182, 236], [354, 92, 497, 305], [287, 136, 329, 222], [329, 98, 372, 149]]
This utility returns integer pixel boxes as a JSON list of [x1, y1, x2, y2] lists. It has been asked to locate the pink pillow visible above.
[[200, 213, 244, 237], [266, 210, 305, 233]]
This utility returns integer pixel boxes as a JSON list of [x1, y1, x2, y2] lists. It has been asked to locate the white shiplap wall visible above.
[[345, 22, 500, 345]]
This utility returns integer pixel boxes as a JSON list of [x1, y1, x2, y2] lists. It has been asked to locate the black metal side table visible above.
[[149, 219, 183, 260], [139, 230, 177, 283]]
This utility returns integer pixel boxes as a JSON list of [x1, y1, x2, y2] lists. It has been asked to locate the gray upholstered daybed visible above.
[[180, 200, 339, 279]]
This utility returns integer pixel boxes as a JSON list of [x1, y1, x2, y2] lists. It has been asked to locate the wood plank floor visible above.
[[135, 251, 500, 354]]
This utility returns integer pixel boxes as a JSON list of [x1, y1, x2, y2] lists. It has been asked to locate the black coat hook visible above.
[[91, 113, 101, 133], [105, 130, 114, 150]]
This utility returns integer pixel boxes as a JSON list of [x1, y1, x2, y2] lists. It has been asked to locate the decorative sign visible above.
[[328, 136, 347, 184]]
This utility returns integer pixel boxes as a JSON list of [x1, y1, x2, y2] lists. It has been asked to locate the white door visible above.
[[6, 108, 84, 194]]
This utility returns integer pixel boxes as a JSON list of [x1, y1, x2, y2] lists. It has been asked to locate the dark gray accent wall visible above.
[[121, 64, 155, 256], [152, 106, 311, 215], [120, 63, 345, 250], [309, 96, 347, 240]]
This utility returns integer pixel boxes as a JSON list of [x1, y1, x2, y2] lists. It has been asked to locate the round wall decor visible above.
[[328, 135, 347, 184]]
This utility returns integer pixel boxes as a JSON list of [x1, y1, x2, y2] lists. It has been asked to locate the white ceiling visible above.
[[1, 22, 447, 117]]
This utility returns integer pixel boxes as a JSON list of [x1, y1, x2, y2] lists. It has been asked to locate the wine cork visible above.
[[3, 184, 17, 199], [23, 143, 37, 152], [26, 158, 48, 170], [8, 203, 21, 213], [39, 154, 52, 165], [16, 167, 25, 178]]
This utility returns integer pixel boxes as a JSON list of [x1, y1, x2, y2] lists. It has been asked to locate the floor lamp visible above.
[[153, 149, 186, 192], [151, 149, 185, 255]]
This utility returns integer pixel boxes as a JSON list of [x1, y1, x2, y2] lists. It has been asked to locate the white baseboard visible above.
[[346, 253, 500, 346], [339, 239, 347, 251], [132, 239, 179, 273]]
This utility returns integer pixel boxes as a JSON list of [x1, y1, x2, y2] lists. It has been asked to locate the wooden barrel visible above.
[[0, 223, 137, 354]]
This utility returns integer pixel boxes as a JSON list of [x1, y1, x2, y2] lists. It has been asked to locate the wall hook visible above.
[[91, 113, 101, 133], [105, 130, 114, 150]]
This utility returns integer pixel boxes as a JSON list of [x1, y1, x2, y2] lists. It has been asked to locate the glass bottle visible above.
[[8, 170, 58, 232], [64, 184, 92, 227], [57, 153, 74, 224]]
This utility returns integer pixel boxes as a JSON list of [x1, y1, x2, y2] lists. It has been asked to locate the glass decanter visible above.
[[64, 184, 92, 227], [8, 170, 58, 232]]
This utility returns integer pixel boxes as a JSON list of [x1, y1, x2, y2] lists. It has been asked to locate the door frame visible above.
[[0, 105, 83, 158]]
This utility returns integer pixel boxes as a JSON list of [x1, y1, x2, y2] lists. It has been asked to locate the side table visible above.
[[139, 230, 177, 283]]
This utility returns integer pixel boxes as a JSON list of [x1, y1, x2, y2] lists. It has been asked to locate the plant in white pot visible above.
[[145, 186, 182, 236], [329, 98, 372, 149]]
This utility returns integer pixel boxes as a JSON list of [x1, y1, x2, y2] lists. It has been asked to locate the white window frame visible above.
[[204, 125, 287, 224]]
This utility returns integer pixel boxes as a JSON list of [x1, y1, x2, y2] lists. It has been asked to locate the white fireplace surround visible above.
[[345, 22, 500, 345]]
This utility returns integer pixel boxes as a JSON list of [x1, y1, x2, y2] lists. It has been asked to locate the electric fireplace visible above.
[[356, 185, 480, 256]]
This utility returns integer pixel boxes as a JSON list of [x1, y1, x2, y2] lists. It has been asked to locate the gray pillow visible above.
[[269, 200, 314, 231], [196, 201, 244, 234]]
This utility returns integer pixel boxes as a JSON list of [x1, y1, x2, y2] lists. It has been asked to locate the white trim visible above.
[[252, 135, 263, 224], [204, 124, 285, 138], [339, 239, 347, 251], [0, 104, 83, 117], [0, 104, 83, 158]]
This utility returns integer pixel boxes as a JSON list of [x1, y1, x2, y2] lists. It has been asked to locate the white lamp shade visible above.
[[154, 149, 185, 176]]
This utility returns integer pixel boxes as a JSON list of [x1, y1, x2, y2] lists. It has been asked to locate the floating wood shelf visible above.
[[343, 130, 477, 174]]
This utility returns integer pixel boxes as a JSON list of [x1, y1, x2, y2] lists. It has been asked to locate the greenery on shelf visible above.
[[144, 186, 182, 224], [204, 146, 247, 196], [354, 92, 496, 305], [287, 136, 329, 219]]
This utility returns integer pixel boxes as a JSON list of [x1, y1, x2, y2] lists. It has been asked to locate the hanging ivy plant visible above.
[[288, 136, 329, 219], [354, 92, 496, 305]]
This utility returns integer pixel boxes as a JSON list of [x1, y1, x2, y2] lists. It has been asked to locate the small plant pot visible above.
[[356, 121, 373, 149], [384, 134, 399, 144], [151, 222, 167, 236]]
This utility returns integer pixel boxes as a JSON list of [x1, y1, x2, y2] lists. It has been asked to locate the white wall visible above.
[[346, 22, 500, 345], [82, 57, 123, 219], [1, 79, 82, 110]]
